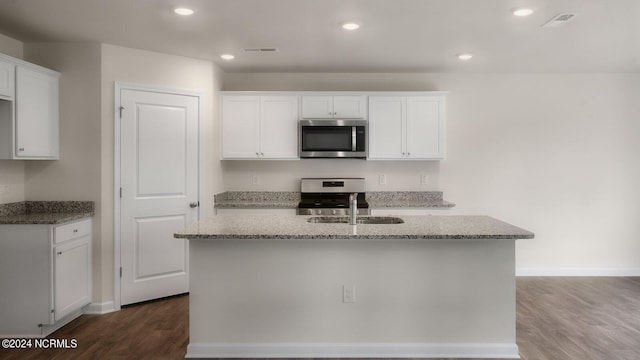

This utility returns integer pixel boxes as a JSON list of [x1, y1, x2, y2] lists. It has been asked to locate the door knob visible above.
[[189, 202, 199, 208]]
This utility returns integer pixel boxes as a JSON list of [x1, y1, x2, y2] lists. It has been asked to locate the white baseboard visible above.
[[83, 300, 116, 315], [185, 342, 520, 359], [516, 267, 640, 276]]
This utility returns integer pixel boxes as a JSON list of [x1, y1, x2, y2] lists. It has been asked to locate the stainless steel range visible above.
[[297, 178, 370, 215]]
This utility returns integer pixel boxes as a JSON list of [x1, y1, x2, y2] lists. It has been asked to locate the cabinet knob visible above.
[[260, 152, 264, 156], [18, 148, 24, 152], [407, 152, 411, 156], [57, 251, 62, 256], [256, 152, 259, 156], [73, 229, 78, 233], [189, 201, 199, 208]]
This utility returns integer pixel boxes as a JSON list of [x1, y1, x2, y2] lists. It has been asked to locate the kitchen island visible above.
[[175, 214, 533, 359]]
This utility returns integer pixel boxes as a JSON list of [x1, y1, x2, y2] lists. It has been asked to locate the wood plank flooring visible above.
[[1, 277, 639, 360]]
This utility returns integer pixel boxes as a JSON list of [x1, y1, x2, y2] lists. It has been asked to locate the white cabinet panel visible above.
[[0, 60, 14, 99], [221, 96, 260, 158], [260, 96, 299, 159], [333, 95, 367, 118], [369, 95, 445, 160], [406, 97, 444, 159], [301, 95, 367, 119], [54, 235, 91, 321], [15, 66, 59, 159], [368, 96, 405, 159], [301, 96, 333, 118], [222, 95, 299, 159]]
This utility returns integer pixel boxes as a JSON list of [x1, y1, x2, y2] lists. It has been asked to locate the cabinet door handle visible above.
[[18, 148, 24, 152], [57, 251, 63, 256], [73, 229, 78, 233]]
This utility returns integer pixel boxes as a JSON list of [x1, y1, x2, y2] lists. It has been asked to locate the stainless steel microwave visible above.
[[299, 119, 367, 159]]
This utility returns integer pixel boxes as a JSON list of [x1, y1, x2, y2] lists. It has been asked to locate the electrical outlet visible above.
[[420, 175, 429, 185], [252, 175, 260, 185], [378, 174, 387, 185], [343, 285, 356, 303]]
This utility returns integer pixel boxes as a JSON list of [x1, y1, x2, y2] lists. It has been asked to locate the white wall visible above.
[[223, 72, 640, 272], [100, 44, 224, 302], [0, 33, 24, 204]]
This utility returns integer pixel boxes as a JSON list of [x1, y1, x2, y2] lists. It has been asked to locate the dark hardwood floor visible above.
[[1, 277, 639, 360]]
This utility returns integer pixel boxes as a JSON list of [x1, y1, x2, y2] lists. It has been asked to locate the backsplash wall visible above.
[[222, 159, 440, 191]]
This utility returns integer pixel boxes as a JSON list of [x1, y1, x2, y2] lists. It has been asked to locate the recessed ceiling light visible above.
[[457, 53, 473, 61], [220, 54, 235, 60], [513, 8, 534, 17], [342, 23, 360, 30], [174, 7, 195, 16]]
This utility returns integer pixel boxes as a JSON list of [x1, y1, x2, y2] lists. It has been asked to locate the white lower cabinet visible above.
[[54, 236, 91, 322], [0, 218, 92, 337]]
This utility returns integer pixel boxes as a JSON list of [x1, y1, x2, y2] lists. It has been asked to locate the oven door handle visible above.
[[352, 126, 357, 151]]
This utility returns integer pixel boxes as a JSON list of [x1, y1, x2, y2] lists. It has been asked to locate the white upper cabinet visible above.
[[260, 96, 299, 159], [369, 95, 445, 160], [222, 95, 299, 159], [0, 60, 14, 99], [0, 53, 60, 160], [368, 96, 405, 159], [222, 96, 260, 159], [301, 95, 367, 119], [15, 66, 59, 159]]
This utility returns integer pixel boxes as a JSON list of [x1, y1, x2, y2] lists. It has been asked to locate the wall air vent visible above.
[[242, 48, 279, 53], [541, 13, 576, 28]]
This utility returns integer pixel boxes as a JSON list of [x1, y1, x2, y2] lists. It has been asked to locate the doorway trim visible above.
[[113, 82, 204, 311]]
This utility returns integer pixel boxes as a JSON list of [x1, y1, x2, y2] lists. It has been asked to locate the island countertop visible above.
[[175, 214, 534, 240]]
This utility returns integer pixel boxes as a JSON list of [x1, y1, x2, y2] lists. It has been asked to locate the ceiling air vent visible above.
[[242, 48, 279, 53], [541, 13, 576, 28]]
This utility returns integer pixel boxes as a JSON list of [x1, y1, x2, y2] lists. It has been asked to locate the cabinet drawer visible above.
[[54, 219, 91, 244]]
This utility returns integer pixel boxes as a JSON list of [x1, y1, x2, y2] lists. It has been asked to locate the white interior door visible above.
[[120, 88, 199, 305]]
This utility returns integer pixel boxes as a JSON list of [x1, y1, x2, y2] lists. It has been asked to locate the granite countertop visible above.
[[175, 213, 533, 240], [366, 191, 455, 208], [214, 191, 455, 209], [214, 191, 299, 209], [0, 201, 95, 224]]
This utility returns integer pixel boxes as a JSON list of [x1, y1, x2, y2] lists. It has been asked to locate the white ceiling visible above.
[[0, 0, 637, 73]]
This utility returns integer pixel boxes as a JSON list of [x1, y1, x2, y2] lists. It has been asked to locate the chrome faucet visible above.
[[349, 193, 358, 225]]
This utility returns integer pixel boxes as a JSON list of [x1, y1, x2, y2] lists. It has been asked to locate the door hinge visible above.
[[119, 187, 122, 198], [120, 267, 123, 278], [119, 106, 124, 118]]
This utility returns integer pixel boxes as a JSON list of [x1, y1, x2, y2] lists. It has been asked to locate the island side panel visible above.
[[189, 237, 516, 347]]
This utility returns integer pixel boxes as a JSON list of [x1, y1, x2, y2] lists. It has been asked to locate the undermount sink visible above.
[[307, 216, 404, 224]]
